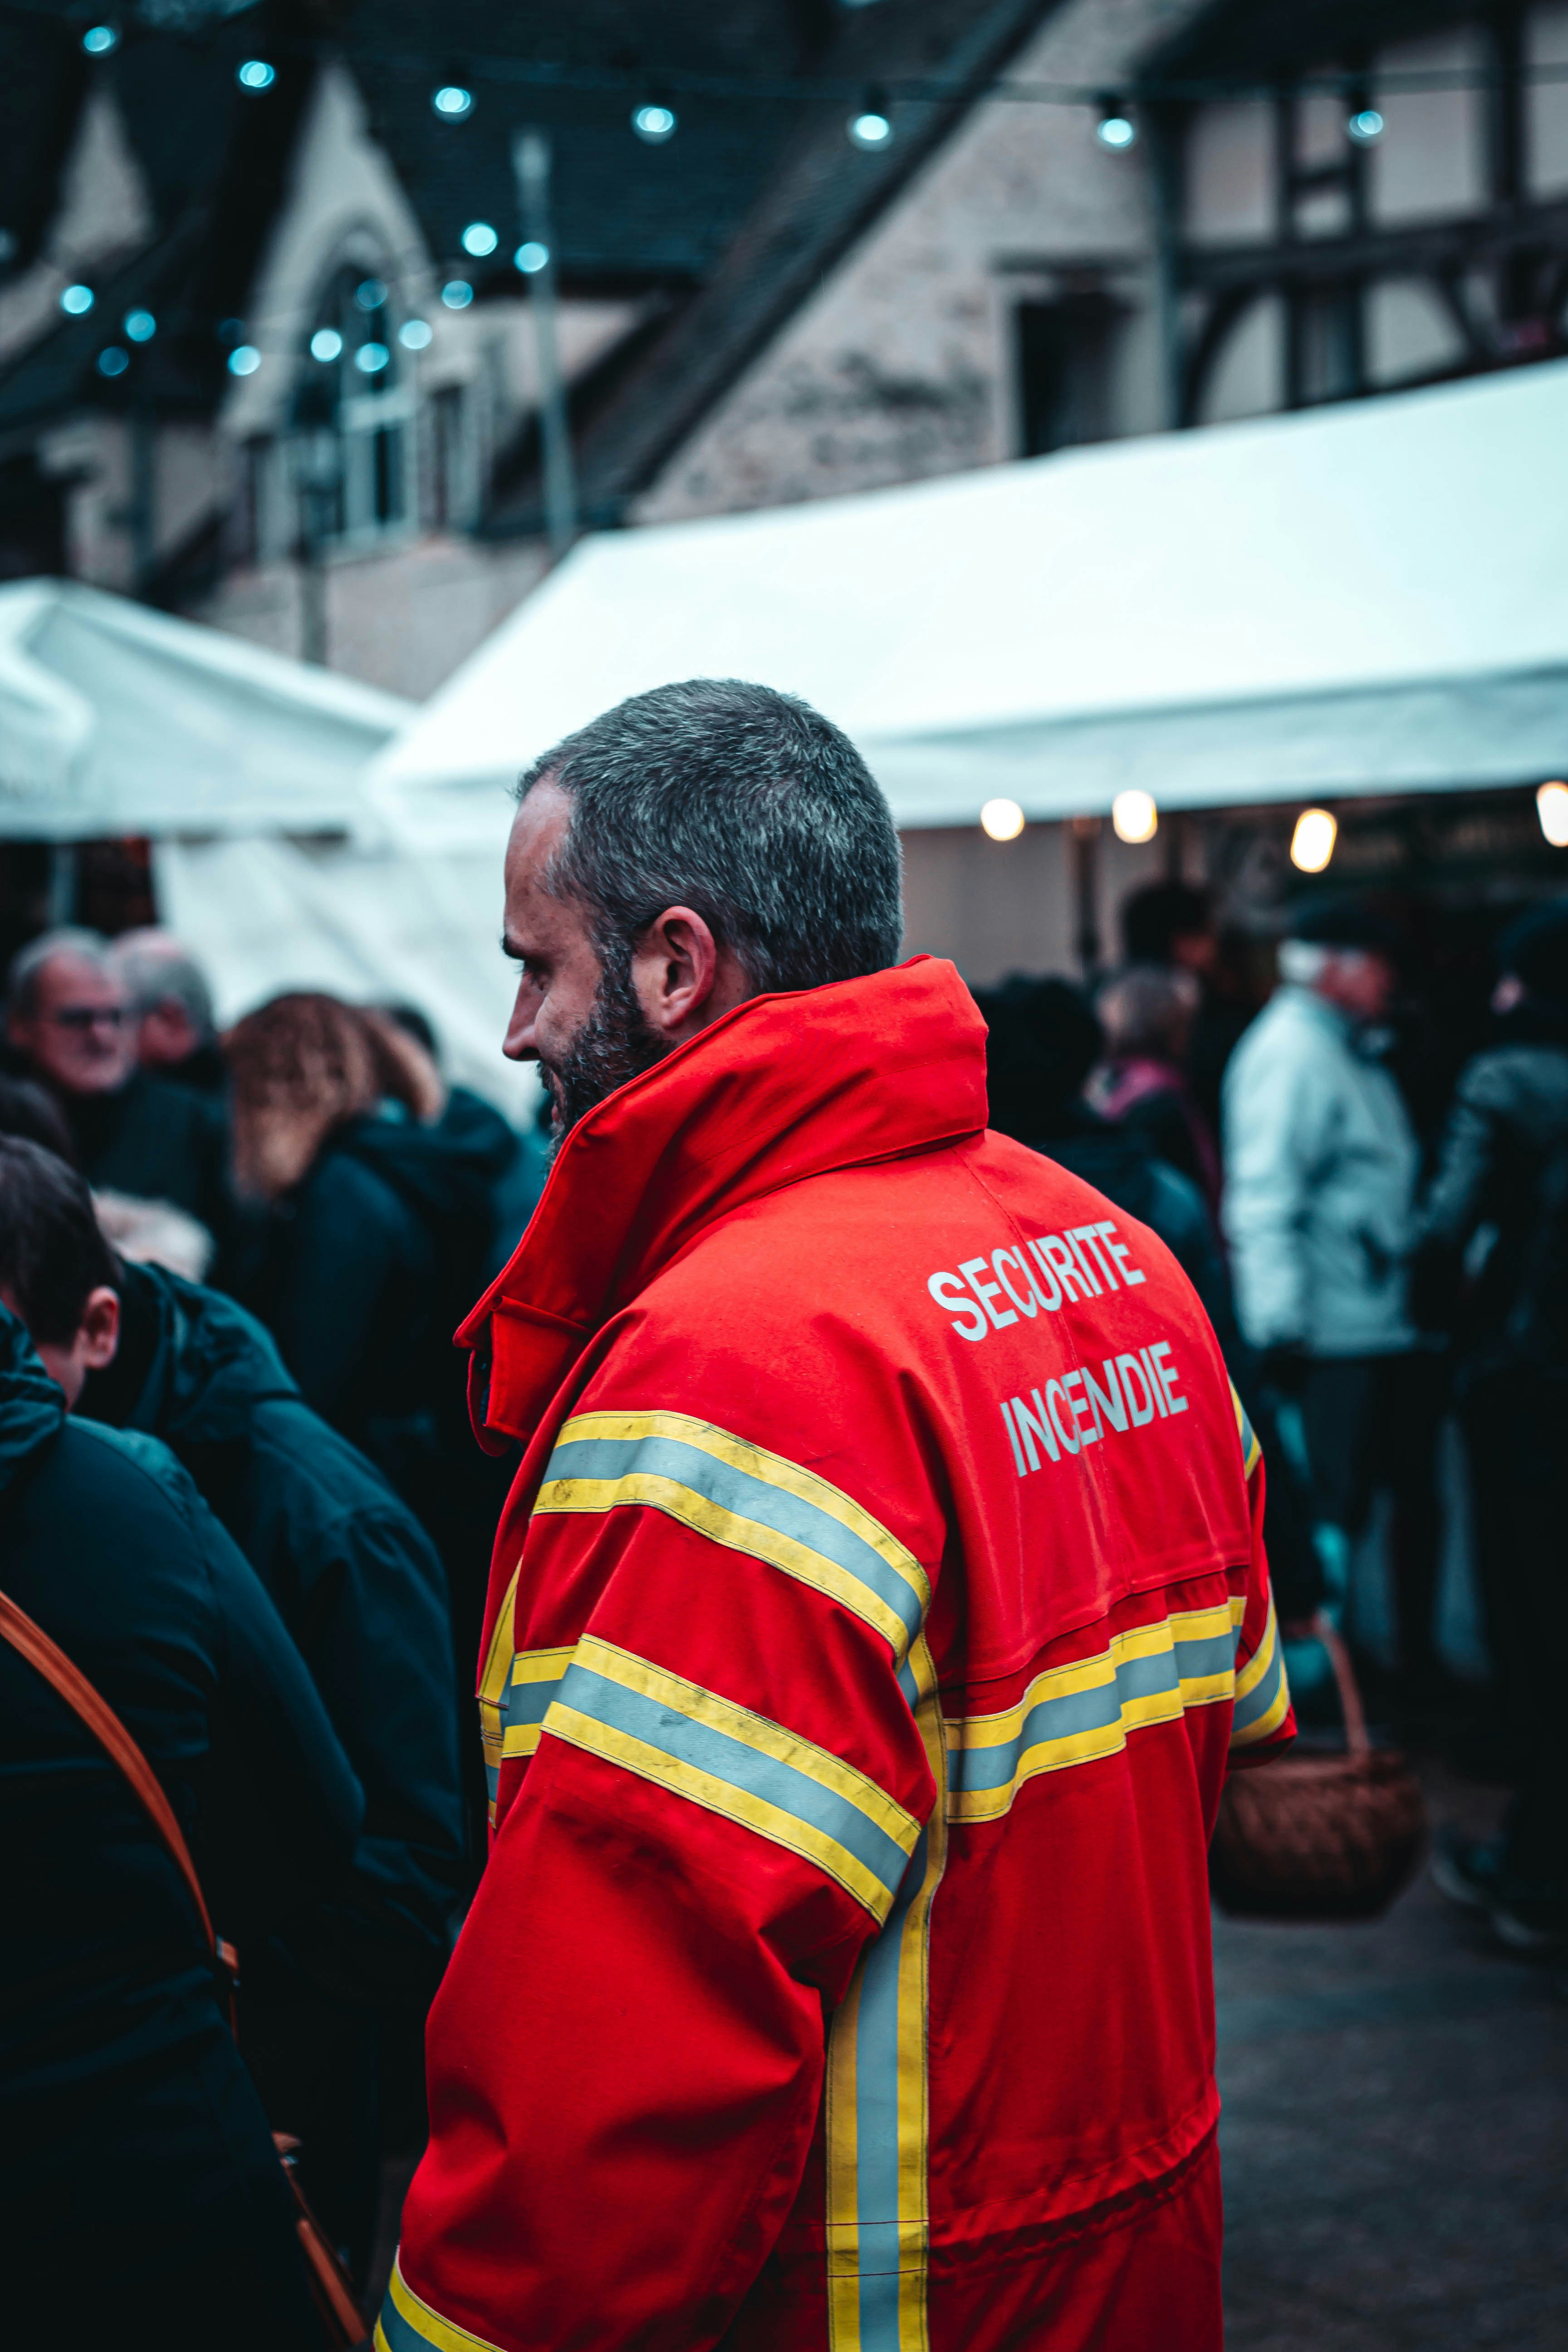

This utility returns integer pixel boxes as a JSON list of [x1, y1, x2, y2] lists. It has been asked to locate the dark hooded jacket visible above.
[[223, 1099, 514, 1477], [0, 1304, 362, 2091], [79, 1259, 464, 2002]]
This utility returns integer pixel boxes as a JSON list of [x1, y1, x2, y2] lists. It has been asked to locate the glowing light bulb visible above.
[[227, 344, 261, 377], [237, 60, 276, 92], [310, 328, 343, 362], [60, 284, 94, 315], [1096, 104, 1137, 150], [355, 342, 390, 374], [1537, 780, 1568, 847], [632, 103, 677, 144], [433, 86, 473, 120], [399, 318, 433, 350], [848, 110, 892, 150], [461, 222, 498, 258], [82, 25, 118, 56], [1290, 808, 1338, 873], [514, 241, 549, 275], [97, 345, 128, 377], [1112, 789, 1158, 844], [980, 798, 1026, 843], [1347, 108, 1384, 145], [123, 308, 155, 342], [441, 281, 473, 310]]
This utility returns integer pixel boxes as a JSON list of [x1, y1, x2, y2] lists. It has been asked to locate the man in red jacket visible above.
[[380, 681, 1292, 2352]]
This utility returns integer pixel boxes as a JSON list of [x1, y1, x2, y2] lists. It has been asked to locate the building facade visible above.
[[2, 0, 1566, 981]]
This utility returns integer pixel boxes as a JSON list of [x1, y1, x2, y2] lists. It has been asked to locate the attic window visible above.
[[291, 265, 415, 546]]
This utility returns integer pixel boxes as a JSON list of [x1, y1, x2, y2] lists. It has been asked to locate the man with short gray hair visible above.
[[6, 926, 229, 1232], [384, 679, 1289, 2352], [109, 928, 224, 1093]]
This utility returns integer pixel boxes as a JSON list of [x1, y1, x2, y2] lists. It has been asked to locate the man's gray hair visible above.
[[110, 929, 216, 1040], [5, 927, 114, 1023], [518, 679, 903, 992]]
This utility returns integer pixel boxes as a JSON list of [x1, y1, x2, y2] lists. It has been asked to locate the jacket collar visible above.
[[457, 955, 986, 1445]]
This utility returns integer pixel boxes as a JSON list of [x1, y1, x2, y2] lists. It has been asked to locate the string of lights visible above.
[[65, 16, 1568, 113], [49, 12, 1568, 381]]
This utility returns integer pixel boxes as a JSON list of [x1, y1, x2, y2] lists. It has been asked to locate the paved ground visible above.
[[1217, 1769, 1568, 2351]]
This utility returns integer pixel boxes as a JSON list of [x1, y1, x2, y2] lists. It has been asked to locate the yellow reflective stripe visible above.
[[543, 1636, 919, 1922], [825, 1634, 947, 2352], [536, 1410, 931, 1659], [1230, 1598, 1292, 1747], [941, 1601, 1239, 1823], [1230, 1382, 1263, 1478], [501, 1645, 575, 1759], [1234, 1596, 1278, 1701], [378, 2254, 505, 2352]]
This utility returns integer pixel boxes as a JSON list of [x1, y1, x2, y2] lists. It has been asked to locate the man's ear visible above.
[[79, 1286, 121, 1372]]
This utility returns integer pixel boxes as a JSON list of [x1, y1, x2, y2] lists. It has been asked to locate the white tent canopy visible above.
[[368, 363, 1568, 848], [0, 578, 409, 838], [0, 579, 529, 1112]]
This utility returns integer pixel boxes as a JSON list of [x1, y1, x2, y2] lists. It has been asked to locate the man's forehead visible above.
[[41, 954, 121, 1000]]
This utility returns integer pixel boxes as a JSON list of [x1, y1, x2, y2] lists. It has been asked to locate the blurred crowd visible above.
[[980, 880, 1568, 1965], [2, 887, 1566, 2330], [0, 925, 548, 2332]]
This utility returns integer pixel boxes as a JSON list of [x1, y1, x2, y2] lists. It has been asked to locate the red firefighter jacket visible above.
[[379, 956, 1292, 2352]]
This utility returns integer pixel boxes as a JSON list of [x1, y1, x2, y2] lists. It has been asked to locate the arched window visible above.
[[291, 265, 413, 545]]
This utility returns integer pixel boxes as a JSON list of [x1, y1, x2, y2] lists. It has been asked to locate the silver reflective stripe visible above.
[[950, 1627, 1235, 1797], [545, 1432, 926, 1645], [550, 1662, 911, 1906], [1230, 1630, 1285, 1735]]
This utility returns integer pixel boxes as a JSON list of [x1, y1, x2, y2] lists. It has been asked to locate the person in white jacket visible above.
[[1223, 902, 1442, 1694]]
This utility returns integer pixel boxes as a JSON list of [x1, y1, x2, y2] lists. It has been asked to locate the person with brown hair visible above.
[[222, 994, 463, 1485], [1090, 963, 1222, 1217]]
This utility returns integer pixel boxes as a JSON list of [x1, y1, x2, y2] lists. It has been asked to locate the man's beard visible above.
[[539, 953, 671, 1139]]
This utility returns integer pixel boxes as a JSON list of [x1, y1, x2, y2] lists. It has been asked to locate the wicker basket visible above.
[[1210, 1616, 1427, 1921]]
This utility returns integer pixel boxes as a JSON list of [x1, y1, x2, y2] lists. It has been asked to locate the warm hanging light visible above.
[[82, 24, 118, 55], [1538, 780, 1568, 847], [1096, 95, 1137, 150], [981, 798, 1026, 842], [1346, 108, 1385, 144], [433, 86, 474, 121], [1290, 808, 1338, 873], [1112, 789, 1158, 844], [237, 59, 276, 92], [632, 103, 677, 144]]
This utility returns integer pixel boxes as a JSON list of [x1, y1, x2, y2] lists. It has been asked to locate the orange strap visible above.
[[0, 1586, 237, 2023]]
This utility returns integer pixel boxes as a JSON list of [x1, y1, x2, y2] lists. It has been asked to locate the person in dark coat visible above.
[[1090, 963, 1223, 1219], [1416, 901, 1568, 1949], [978, 975, 1320, 1627], [0, 1292, 362, 2347], [0, 1133, 465, 2282], [222, 993, 519, 1874], [5, 926, 230, 1233]]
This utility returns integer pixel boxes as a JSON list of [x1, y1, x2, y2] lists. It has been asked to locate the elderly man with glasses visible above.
[[4, 928, 230, 1242]]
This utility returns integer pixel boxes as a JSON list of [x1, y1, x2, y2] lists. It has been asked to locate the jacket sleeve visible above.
[[387, 1416, 938, 2352], [270, 1500, 464, 2006], [193, 1488, 366, 1945], [1225, 1390, 1295, 1771], [1222, 1029, 1332, 1351], [1418, 1060, 1502, 1249]]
